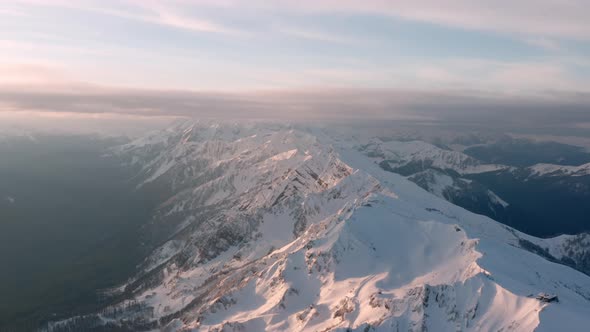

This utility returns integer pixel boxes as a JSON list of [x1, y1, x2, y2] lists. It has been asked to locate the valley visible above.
[[0, 136, 161, 330]]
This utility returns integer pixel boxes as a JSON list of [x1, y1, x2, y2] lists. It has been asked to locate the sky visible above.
[[1, 0, 590, 129]]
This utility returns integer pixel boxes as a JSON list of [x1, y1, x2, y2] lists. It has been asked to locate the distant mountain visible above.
[[348, 135, 590, 238], [352, 138, 513, 228], [46, 121, 590, 332], [357, 139, 508, 175], [528, 163, 590, 177]]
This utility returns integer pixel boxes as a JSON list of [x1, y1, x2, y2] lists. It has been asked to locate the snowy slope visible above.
[[333, 134, 513, 223], [47, 121, 590, 332], [408, 169, 509, 210], [518, 232, 590, 276]]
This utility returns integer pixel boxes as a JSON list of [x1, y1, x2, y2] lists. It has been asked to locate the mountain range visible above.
[[44, 121, 590, 332]]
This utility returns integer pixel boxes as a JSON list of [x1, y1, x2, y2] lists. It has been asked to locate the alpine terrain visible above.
[[46, 121, 590, 332]]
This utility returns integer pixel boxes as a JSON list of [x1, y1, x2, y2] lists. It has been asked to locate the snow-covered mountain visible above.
[[325, 134, 514, 228], [337, 134, 589, 238], [356, 139, 508, 175], [528, 163, 590, 177], [47, 121, 590, 332]]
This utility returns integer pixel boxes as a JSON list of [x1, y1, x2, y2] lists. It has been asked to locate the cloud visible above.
[[0, 109, 176, 136], [523, 38, 562, 52], [276, 26, 358, 44], [153, 12, 238, 34], [408, 58, 587, 92], [0, 62, 71, 85], [0, 8, 28, 17], [19, 0, 590, 41], [164, 0, 590, 41], [4, 2, 589, 96], [379, 0, 590, 40], [126, 1, 244, 35], [14, 0, 241, 35], [1, 84, 589, 130]]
